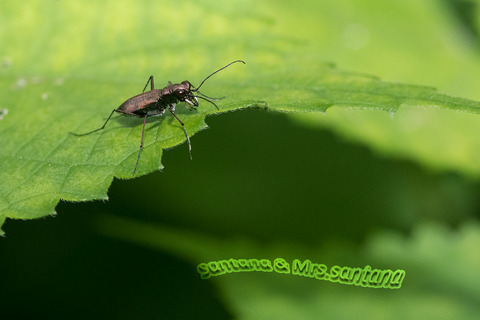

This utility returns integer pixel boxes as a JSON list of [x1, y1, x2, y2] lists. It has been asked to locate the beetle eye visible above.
[[176, 89, 186, 97]]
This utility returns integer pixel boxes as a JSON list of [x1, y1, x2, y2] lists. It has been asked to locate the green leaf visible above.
[[286, 0, 480, 179], [2, 0, 480, 231]]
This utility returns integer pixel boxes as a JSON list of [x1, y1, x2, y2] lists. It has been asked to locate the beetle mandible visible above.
[[74, 60, 245, 178]]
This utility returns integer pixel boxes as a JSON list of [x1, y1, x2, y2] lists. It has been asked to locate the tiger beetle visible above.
[[74, 60, 245, 178]]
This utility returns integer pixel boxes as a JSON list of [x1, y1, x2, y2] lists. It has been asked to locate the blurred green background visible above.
[[2, 0, 480, 319]]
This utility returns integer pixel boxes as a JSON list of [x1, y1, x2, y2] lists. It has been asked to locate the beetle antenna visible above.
[[193, 60, 245, 92], [196, 90, 225, 101], [196, 95, 220, 110]]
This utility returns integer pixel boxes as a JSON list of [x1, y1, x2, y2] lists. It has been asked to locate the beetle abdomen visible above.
[[117, 90, 162, 115]]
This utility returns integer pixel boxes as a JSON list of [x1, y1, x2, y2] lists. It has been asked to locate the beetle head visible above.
[[172, 81, 198, 108]]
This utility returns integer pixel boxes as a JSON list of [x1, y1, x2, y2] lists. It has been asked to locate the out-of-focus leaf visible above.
[[97, 216, 480, 320]]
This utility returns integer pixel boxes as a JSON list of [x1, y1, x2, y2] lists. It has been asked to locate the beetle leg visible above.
[[142, 76, 155, 93], [72, 109, 118, 136], [131, 114, 148, 178], [169, 106, 192, 160]]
